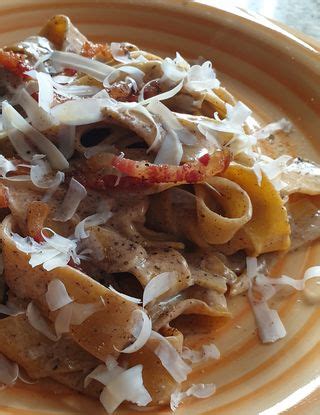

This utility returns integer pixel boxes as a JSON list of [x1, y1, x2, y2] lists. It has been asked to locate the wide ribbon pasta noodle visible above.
[[219, 164, 291, 255]]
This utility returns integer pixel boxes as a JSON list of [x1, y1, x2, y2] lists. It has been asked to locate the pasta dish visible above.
[[0, 15, 319, 413]]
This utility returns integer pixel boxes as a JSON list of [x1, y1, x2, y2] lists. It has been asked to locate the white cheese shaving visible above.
[[49, 51, 114, 82], [253, 118, 292, 140], [110, 42, 132, 63], [0, 353, 19, 387], [2, 101, 69, 170], [74, 201, 113, 240], [138, 78, 159, 102], [103, 66, 145, 88], [148, 331, 191, 383], [57, 124, 76, 159], [26, 302, 59, 341], [185, 383, 216, 398], [18, 88, 58, 131], [54, 300, 103, 335], [139, 80, 183, 106], [70, 300, 103, 324], [53, 178, 87, 222], [161, 52, 219, 92], [198, 101, 252, 137], [84, 355, 124, 388], [246, 256, 286, 344], [256, 266, 320, 292], [254, 155, 292, 189], [110, 43, 148, 64], [0, 155, 16, 177], [26, 70, 54, 112], [147, 100, 196, 145], [181, 343, 220, 363], [0, 304, 25, 316], [52, 74, 77, 84], [154, 131, 183, 166], [108, 286, 141, 304], [143, 271, 178, 307], [30, 155, 65, 190], [51, 97, 112, 126], [184, 61, 220, 92], [246, 256, 258, 280], [100, 364, 152, 414], [45, 279, 73, 311], [170, 383, 216, 411], [247, 289, 287, 343], [11, 228, 80, 271], [116, 309, 151, 354], [54, 83, 100, 98], [54, 304, 73, 335], [2, 102, 35, 161], [161, 52, 189, 83], [126, 103, 162, 153]]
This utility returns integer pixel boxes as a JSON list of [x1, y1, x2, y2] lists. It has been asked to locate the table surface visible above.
[[228, 0, 320, 40]]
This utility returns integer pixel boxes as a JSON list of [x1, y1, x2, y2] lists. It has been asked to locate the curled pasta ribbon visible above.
[[219, 163, 291, 256], [194, 176, 252, 245], [147, 176, 252, 246]]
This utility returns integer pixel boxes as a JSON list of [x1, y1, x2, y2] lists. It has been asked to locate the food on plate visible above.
[[0, 14, 319, 414]]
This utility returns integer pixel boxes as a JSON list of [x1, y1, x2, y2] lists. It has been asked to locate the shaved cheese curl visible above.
[[18, 88, 57, 131], [26, 302, 59, 341], [0, 155, 16, 177], [148, 331, 191, 383], [54, 303, 73, 335], [100, 365, 151, 413], [11, 228, 81, 271], [30, 156, 65, 189], [256, 266, 320, 292], [33, 71, 54, 112], [170, 383, 216, 411], [51, 98, 109, 126], [246, 257, 258, 280], [50, 51, 113, 81], [45, 279, 73, 311], [85, 361, 124, 388], [54, 301, 102, 335], [143, 271, 177, 307], [53, 178, 87, 222], [186, 383, 216, 399], [182, 343, 220, 363], [248, 290, 286, 343], [0, 354, 19, 386], [2, 102, 68, 170], [0, 304, 25, 316], [103, 66, 145, 88], [57, 124, 76, 159], [2, 101, 34, 161], [254, 118, 292, 140], [108, 286, 141, 304], [69, 301, 103, 325], [116, 309, 151, 354], [139, 80, 183, 106]]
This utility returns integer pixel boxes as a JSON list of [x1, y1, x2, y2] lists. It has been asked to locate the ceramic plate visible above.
[[0, 1, 319, 414]]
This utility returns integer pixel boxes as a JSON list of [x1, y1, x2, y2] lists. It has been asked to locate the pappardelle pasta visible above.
[[0, 15, 319, 414]]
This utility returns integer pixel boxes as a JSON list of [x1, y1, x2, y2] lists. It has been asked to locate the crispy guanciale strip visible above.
[[87, 149, 231, 185], [0, 49, 31, 78], [112, 150, 230, 183], [74, 170, 154, 192], [81, 41, 112, 60]]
